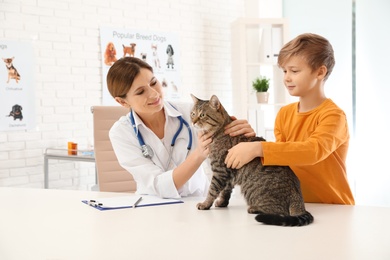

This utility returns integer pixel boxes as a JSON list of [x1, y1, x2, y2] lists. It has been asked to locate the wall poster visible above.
[[0, 41, 35, 131], [100, 27, 181, 105]]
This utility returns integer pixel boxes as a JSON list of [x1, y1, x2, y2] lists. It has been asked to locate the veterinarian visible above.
[[225, 33, 355, 205], [107, 57, 255, 199]]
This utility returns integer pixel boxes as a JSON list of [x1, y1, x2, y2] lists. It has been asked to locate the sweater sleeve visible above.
[[263, 101, 350, 166]]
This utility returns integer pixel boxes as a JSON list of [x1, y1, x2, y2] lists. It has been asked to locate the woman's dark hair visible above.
[[106, 57, 153, 98]]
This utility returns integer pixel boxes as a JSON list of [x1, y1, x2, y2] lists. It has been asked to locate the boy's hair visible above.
[[278, 33, 335, 81], [107, 57, 153, 98]]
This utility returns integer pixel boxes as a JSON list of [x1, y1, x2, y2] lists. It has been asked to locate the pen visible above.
[[133, 197, 142, 209]]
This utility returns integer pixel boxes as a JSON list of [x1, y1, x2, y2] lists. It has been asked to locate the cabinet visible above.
[[231, 18, 290, 140]]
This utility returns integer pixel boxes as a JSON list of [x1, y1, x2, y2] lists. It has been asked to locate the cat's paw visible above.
[[247, 205, 262, 214], [215, 199, 229, 208], [196, 202, 211, 210]]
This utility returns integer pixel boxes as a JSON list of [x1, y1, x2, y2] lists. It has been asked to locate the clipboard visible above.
[[82, 195, 183, 211]]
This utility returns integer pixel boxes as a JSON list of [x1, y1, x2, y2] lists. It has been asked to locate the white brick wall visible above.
[[0, 0, 245, 190]]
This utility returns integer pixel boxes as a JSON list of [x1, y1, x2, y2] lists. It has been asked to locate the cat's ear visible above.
[[209, 95, 221, 110], [190, 93, 199, 103]]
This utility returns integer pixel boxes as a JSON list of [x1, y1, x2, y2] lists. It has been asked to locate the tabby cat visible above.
[[190, 94, 313, 226]]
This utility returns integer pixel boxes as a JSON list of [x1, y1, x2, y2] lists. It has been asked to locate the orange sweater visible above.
[[262, 99, 355, 205]]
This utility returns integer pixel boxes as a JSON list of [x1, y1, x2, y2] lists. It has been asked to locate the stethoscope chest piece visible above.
[[130, 103, 192, 162], [141, 144, 154, 159]]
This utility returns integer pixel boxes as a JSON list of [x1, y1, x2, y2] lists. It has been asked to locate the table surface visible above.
[[1, 187, 389, 260]]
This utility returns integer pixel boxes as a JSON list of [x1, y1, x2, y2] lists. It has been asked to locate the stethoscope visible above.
[[129, 104, 192, 170]]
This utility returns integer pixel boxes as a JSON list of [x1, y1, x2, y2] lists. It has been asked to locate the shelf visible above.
[[248, 103, 286, 108], [231, 17, 289, 137], [246, 62, 276, 67]]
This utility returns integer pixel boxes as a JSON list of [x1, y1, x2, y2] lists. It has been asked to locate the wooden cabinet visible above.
[[231, 18, 290, 139]]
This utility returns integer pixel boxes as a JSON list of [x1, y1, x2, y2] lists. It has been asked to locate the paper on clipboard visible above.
[[82, 195, 183, 210]]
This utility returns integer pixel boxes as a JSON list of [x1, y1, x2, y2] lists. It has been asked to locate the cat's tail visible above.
[[255, 211, 314, 226]]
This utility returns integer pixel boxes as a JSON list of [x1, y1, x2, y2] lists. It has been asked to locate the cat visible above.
[[190, 94, 314, 226]]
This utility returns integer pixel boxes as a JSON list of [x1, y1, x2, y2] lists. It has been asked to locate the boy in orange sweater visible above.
[[225, 33, 355, 205]]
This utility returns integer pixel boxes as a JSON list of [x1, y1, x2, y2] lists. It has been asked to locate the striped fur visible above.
[[190, 94, 313, 227]]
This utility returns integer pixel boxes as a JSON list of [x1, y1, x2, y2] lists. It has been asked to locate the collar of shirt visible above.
[[131, 101, 183, 134]]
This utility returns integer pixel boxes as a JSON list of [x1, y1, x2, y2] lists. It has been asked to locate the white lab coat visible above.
[[109, 101, 209, 199]]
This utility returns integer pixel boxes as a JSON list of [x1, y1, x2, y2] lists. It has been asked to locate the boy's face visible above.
[[280, 56, 322, 97]]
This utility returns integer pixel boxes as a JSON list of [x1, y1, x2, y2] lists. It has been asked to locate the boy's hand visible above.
[[225, 142, 262, 169], [224, 116, 255, 137]]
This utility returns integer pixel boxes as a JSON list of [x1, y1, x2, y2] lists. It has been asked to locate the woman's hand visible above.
[[225, 141, 262, 169], [195, 131, 213, 160], [224, 116, 255, 137]]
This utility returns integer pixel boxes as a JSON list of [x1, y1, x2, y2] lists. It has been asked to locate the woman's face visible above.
[[115, 68, 164, 117]]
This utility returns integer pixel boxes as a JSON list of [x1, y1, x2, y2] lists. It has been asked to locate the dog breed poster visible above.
[[0, 41, 35, 131], [100, 27, 181, 105]]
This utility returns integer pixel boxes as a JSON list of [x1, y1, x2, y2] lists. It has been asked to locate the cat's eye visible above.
[[200, 113, 205, 118], [190, 112, 195, 118]]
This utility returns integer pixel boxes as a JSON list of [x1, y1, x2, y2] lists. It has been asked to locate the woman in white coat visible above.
[[107, 57, 254, 199]]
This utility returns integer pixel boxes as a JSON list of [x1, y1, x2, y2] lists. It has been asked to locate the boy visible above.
[[225, 33, 355, 205]]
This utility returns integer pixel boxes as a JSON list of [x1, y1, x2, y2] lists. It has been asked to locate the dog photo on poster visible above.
[[0, 41, 35, 131], [100, 27, 181, 105]]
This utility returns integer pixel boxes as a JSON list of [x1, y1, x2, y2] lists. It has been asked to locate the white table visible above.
[[0, 187, 389, 260], [43, 148, 95, 188]]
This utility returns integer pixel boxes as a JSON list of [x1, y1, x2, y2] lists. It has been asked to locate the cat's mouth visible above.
[[192, 123, 203, 130], [193, 123, 213, 134]]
